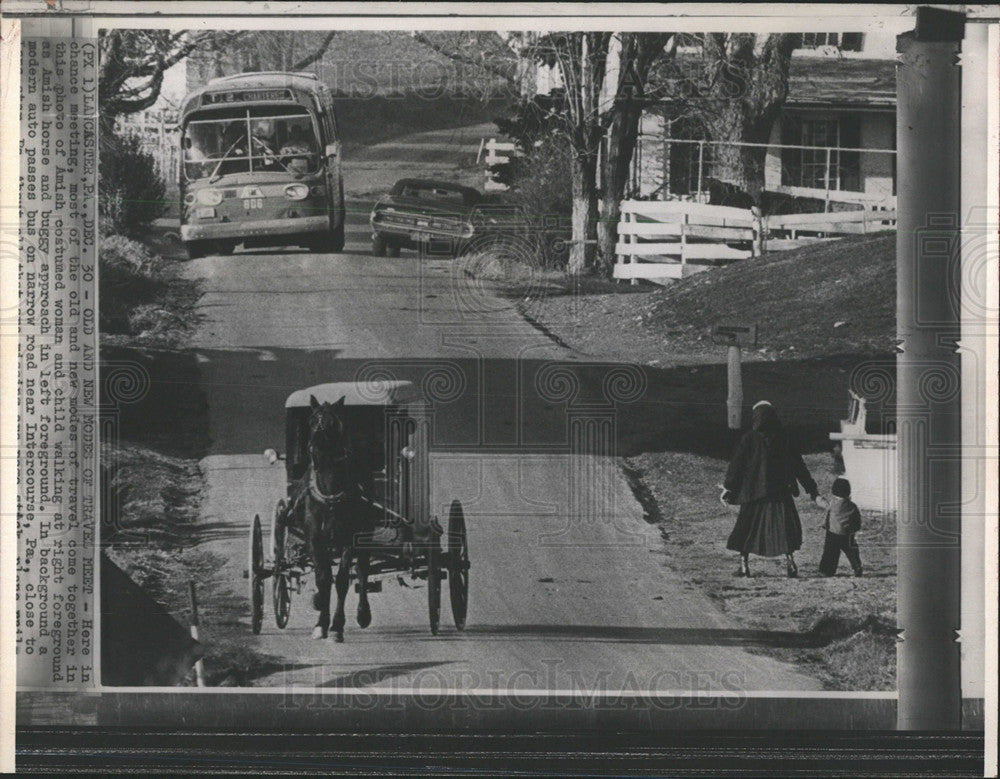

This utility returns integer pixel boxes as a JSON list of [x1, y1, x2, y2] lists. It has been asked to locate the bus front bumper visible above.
[[181, 216, 329, 242]]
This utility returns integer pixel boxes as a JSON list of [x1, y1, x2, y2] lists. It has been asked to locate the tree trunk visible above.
[[569, 153, 599, 274], [598, 98, 644, 276], [711, 122, 769, 202]]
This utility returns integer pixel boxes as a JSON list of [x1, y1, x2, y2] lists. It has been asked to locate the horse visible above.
[[302, 395, 373, 641]]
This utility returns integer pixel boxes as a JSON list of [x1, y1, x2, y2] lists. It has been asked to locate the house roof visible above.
[[786, 58, 896, 110], [656, 55, 896, 112]]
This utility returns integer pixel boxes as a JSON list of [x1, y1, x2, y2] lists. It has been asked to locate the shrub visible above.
[[99, 235, 166, 334], [488, 96, 574, 269], [100, 130, 167, 238]]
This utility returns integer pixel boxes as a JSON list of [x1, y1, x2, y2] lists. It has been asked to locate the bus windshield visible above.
[[183, 108, 319, 180]]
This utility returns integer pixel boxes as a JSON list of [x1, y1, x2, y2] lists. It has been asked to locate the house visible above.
[[632, 32, 898, 210]]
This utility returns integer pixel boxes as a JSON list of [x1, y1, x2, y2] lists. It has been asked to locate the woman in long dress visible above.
[[722, 400, 819, 578]]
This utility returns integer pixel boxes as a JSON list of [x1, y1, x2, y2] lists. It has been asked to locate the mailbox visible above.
[[711, 323, 758, 348]]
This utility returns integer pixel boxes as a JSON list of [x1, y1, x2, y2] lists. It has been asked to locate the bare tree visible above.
[[410, 31, 522, 96], [660, 33, 800, 205], [413, 30, 675, 275], [100, 29, 341, 132], [220, 31, 339, 74], [596, 33, 674, 273], [98, 30, 225, 128], [538, 32, 613, 273]]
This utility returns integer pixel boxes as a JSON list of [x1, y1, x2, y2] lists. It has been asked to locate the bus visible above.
[[178, 71, 345, 259]]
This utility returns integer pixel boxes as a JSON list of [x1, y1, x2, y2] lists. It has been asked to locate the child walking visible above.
[[818, 478, 863, 577]]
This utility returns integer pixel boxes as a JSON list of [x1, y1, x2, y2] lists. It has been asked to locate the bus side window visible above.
[[322, 93, 338, 143], [329, 105, 339, 143]]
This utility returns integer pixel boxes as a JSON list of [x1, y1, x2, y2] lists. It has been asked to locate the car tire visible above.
[[372, 234, 388, 257], [386, 242, 400, 258]]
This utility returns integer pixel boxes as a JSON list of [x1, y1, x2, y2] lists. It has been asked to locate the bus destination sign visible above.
[[202, 88, 295, 105]]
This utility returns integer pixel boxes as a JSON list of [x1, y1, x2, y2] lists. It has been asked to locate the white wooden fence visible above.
[[614, 200, 757, 282], [482, 138, 516, 191], [763, 206, 897, 251], [614, 199, 898, 283]]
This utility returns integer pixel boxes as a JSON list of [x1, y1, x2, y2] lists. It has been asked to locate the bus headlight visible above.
[[284, 184, 309, 201], [195, 189, 223, 206]]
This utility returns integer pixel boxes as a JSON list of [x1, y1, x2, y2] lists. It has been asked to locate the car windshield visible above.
[[396, 183, 476, 207], [183, 109, 319, 180]]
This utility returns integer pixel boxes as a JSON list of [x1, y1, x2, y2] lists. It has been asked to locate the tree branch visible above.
[[292, 30, 337, 71], [410, 31, 519, 84]]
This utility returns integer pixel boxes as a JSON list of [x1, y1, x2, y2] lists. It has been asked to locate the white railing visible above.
[[767, 208, 898, 238], [635, 135, 897, 210], [614, 200, 757, 282]]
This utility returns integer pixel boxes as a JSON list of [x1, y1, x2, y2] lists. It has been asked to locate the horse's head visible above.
[[308, 394, 349, 470]]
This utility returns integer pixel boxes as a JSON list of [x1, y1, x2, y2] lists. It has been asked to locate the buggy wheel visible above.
[[426, 544, 441, 636], [272, 573, 291, 629], [447, 500, 469, 631], [249, 514, 264, 635]]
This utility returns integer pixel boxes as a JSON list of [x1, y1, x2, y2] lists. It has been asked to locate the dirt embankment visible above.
[[516, 232, 896, 365]]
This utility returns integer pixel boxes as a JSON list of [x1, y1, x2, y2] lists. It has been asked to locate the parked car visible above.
[[369, 178, 545, 259]]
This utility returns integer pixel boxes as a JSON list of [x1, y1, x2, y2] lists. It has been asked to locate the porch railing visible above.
[[632, 135, 897, 210]]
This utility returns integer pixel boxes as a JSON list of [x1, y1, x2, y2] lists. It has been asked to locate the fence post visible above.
[[663, 130, 671, 197], [680, 211, 688, 275], [823, 146, 832, 213], [627, 206, 638, 286], [696, 141, 705, 200]]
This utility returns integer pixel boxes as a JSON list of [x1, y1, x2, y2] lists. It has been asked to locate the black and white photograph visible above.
[[3, 3, 997, 775]]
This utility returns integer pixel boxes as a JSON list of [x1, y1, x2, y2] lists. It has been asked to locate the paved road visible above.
[[183, 203, 821, 693]]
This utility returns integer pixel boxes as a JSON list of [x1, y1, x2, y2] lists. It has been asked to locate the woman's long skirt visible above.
[[726, 494, 802, 557]]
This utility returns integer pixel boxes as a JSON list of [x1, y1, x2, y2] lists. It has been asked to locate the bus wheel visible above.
[[308, 231, 339, 254], [185, 241, 208, 260], [330, 220, 345, 253]]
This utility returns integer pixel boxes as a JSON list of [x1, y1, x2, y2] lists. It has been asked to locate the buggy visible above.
[[246, 380, 469, 637]]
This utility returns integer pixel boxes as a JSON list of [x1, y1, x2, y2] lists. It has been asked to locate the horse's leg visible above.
[[331, 546, 353, 643], [309, 509, 333, 640], [356, 548, 371, 628]]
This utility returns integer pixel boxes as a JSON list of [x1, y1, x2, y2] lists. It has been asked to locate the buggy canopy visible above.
[[285, 380, 420, 409]]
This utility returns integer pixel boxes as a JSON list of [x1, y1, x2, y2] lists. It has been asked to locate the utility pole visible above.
[[895, 6, 965, 731]]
